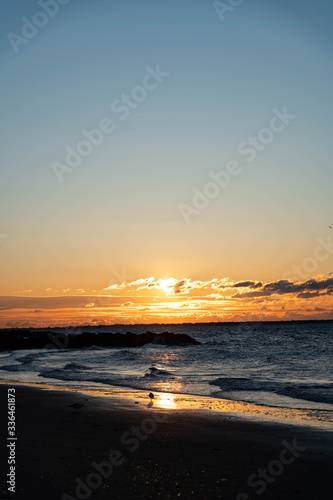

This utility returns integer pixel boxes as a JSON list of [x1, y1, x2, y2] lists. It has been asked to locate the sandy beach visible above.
[[0, 383, 332, 500]]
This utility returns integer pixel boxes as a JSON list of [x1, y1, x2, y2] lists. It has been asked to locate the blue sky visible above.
[[1, 0, 333, 296]]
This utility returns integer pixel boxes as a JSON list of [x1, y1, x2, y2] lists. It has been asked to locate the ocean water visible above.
[[1, 321, 333, 413]]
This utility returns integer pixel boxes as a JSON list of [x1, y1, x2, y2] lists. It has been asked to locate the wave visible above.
[[16, 353, 41, 365], [277, 386, 333, 406], [142, 365, 174, 378], [210, 377, 333, 406], [63, 362, 91, 370], [0, 352, 12, 358]]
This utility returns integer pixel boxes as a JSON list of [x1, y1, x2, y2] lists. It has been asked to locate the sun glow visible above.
[[158, 278, 177, 294]]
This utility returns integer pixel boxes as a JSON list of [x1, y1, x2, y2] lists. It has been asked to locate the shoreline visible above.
[[1, 379, 333, 432], [0, 383, 333, 499]]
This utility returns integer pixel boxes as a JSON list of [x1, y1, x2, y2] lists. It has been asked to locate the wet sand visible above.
[[0, 383, 332, 499]]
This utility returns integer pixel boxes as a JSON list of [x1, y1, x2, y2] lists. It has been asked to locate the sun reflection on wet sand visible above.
[[155, 392, 176, 409]]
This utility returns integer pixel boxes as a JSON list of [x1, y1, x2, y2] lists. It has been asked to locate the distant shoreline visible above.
[[1, 318, 333, 332]]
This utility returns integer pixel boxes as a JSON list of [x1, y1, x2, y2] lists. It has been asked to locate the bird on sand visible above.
[[68, 403, 85, 412], [330, 226, 333, 229], [148, 392, 154, 400]]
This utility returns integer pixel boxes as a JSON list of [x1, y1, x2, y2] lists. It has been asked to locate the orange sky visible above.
[[1, 274, 333, 328]]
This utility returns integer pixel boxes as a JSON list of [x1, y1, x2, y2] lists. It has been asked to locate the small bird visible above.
[[330, 226, 333, 229], [329, 273, 333, 276], [148, 392, 154, 400], [68, 403, 85, 412]]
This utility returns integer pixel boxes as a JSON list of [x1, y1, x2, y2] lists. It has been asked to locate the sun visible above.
[[158, 278, 177, 294]]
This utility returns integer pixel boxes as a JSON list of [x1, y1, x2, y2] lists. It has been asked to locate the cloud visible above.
[[173, 279, 191, 294], [102, 275, 333, 304], [105, 277, 234, 295], [297, 292, 322, 299], [232, 281, 262, 288], [205, 293, 223, 300], [233, 277, 333, 299], [105, 277, 155, 290]]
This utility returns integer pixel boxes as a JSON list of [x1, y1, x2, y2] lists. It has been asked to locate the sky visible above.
[[1, 0, 333, 326]]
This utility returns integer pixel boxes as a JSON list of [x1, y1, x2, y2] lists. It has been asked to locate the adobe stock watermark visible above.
[[236, 439, 307, 499], [179, 106, 296, 224], [213, 0, 245, 22], [107, 268, 135, 288], [43, 331, 69, 350], [75, 268, 135, 324], [52, 65, 170, 183], [7, 0, 71, 54], [61, 411, 167, 500], [283, 232, 333, 282]]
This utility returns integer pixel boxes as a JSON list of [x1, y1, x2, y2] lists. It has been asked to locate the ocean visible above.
[[1, 321, 333, 414]]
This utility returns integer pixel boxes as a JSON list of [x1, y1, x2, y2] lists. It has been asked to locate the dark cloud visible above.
[[263, 280, 299, 294], [233, 281, 256, 288], [232, 281, 263, 289], [297, 278, 333, 292], [233, 277, 333, 299], [173, 279, 189, 294], [297, 292, 322, 299]]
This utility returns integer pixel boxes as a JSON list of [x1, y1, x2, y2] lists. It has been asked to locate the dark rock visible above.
[[0, 329, 200, 351]]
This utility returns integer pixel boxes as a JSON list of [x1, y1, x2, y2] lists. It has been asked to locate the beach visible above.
[[0, 383, 332, 500]]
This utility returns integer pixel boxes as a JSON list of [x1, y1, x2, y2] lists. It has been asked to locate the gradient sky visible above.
[[1, 0, 333, 326]]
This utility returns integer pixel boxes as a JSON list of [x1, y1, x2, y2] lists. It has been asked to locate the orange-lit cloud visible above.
[[1, 274, 333, 328]]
